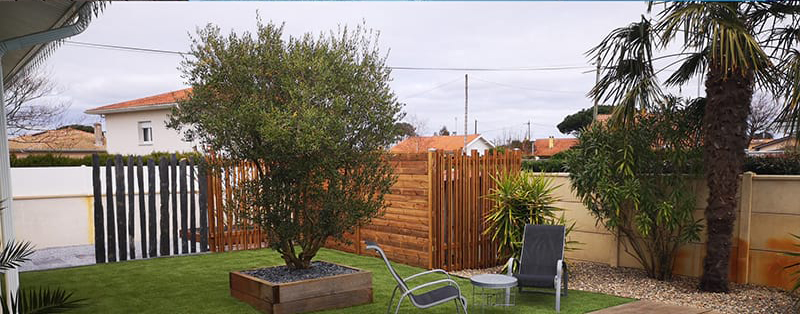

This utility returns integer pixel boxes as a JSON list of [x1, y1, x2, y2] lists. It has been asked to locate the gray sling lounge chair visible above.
[[505, 224, 568, 312], [366, 241, 468, 314]]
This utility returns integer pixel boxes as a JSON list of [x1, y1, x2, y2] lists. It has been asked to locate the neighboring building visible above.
[[533, 136, 579, 159], [85, 88, 198, 155], [9, 124, 106, 158], [390, 134, 495, 155], [748, 136, 797, 155]]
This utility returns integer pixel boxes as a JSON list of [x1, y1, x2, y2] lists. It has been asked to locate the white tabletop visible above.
[[470, 274, 518, 289]]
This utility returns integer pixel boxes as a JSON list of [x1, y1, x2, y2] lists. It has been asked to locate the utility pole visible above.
[[526, 120, 531, 140], [593, 56, 600, 121], [464, 74, 468, 149], [474, 119, 477, 134]]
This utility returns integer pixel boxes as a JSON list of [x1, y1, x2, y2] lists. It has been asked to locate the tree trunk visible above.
[[699, 65, 753, 292]]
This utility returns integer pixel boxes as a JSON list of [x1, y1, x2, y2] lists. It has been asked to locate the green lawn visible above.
[[21, 248, 632, 313]]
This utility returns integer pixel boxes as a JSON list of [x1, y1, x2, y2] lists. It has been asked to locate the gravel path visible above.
[[451, 260, 798, 314]]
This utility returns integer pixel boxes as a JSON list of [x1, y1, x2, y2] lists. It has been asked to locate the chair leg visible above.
[[555, 277, 561, 312], [394, 295, 405, 314], [386, 286, 398, 314], [460, 296, 468, 314], [563, 267, 569, 297]]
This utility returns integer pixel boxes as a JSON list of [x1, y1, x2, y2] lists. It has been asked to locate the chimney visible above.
[[548, 136, 554, 149], [94, 123, 103, 146]]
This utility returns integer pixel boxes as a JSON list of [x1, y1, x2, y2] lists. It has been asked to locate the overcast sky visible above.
[[37, 1, 702, 142]]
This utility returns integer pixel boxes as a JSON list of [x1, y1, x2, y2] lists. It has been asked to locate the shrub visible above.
[[483, 171, 577, 263], [565, 102, 703, 280], [169, 21, 401, 269]]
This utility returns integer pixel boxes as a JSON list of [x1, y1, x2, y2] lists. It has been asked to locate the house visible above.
[[748, 136, 797, 155], [85, 88, 198, 155], [390, 134, 495, 155], [533, 136, 579, 159], [9, 124, 105, 158]]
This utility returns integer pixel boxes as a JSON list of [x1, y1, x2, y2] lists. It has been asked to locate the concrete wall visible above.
[[104, 109, 197, 155], [546, 172, 800, 290]]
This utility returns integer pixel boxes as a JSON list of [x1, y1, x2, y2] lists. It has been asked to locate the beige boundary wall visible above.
[[545, 172, 800, 290]]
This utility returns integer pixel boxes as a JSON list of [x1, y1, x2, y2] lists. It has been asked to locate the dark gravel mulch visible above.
[[243, 261, 358, 284]]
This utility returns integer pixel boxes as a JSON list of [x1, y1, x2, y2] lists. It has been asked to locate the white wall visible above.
[[104, 109, 197, 155], [466, 137, 493, 155], [10, 166, 201, 250]]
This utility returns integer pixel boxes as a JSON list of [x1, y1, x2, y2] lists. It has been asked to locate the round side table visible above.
[[470, 274, 517, 312]]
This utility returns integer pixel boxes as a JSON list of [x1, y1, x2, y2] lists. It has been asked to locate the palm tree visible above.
[[589, 2, 800, 292]]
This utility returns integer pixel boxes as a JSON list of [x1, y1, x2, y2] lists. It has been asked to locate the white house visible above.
[[390, 134, 495, 155], [85, 88, 198, 155]]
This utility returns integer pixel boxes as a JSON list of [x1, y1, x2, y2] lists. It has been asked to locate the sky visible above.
[[34, 1, 703, 143]]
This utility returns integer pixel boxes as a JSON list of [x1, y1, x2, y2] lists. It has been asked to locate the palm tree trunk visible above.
[[699, 64, 753, 292]]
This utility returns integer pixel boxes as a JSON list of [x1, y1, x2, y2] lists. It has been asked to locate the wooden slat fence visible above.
[[204, 155, 266, 252], [92, 154, 208, 264], [429, 149, 522, 271], [203, 149, 521, 271]]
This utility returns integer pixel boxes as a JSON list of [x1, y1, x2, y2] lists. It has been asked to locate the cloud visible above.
[[35, 1, 699, 139]]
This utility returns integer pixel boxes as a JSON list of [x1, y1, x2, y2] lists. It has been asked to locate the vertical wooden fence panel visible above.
[[114, 155, 127, 261], [105, 159, 116, 263], [171, 154, 178, 255], [190, 158, 197, 253], [159, 157, 170, 256], [91, 154, 211, 264], [199, 160, 209, 252], [147, 159, 157, 258], [180, 159, 189, 254], [127, 156, 136, 259], [92, 155, 105, 264], [137, 157, 147, 259]]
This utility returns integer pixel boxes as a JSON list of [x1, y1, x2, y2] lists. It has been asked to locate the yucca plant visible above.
[[484, 171, 575, 266]]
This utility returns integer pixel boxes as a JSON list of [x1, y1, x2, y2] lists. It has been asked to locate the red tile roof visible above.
[[86, 88, 191, 114], [391, 134, 481, 153], [533, 138, 578, 157]]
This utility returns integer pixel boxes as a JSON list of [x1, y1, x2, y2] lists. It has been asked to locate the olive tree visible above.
[[169, 21, 403, 269]]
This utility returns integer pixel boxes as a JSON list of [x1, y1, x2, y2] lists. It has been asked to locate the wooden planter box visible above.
[[230, 262, 372, 314]]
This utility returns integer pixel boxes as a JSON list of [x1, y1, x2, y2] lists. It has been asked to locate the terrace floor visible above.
[[21, 248, 633, 313]]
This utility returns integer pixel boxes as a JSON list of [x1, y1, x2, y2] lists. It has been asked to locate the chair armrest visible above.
[[506, 257, 516, 276], [556, 259, 563, 278], [407, 279, 462, 294], [404, 269, 450, 282]]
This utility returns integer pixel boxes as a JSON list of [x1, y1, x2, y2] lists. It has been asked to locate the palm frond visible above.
[[775, 50, 800, 138], [588, 16, 663, 127], [0, 287, 87, 314], [664, 47, 709, 86], [0, 241, 34, 272]]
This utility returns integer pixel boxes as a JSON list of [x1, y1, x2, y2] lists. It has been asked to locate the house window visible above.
[[139, 121, 153, 144]]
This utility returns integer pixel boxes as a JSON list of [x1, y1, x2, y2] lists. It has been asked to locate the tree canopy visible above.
[[169, 20, 402, 269], [556, 105, 614, 135]]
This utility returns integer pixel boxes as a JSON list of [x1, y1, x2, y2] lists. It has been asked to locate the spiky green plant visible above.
[[0, 202, 85, 313], [483, 171, 576, 265]]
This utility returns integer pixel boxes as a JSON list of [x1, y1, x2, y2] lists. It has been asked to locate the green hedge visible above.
[[523, 152, 800, 175], [10, 152, 203, 167], [743, 154, 800, 175]]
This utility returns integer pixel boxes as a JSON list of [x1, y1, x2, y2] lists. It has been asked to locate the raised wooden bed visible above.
[[230, 262, 372, 313]]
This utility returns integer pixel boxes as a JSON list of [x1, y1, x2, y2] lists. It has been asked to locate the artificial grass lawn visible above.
[[21, 248, 633, 313]]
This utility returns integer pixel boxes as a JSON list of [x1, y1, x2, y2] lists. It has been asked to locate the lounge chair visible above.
[[505, 224, 568, 312], [365, 241, 468, 314]]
